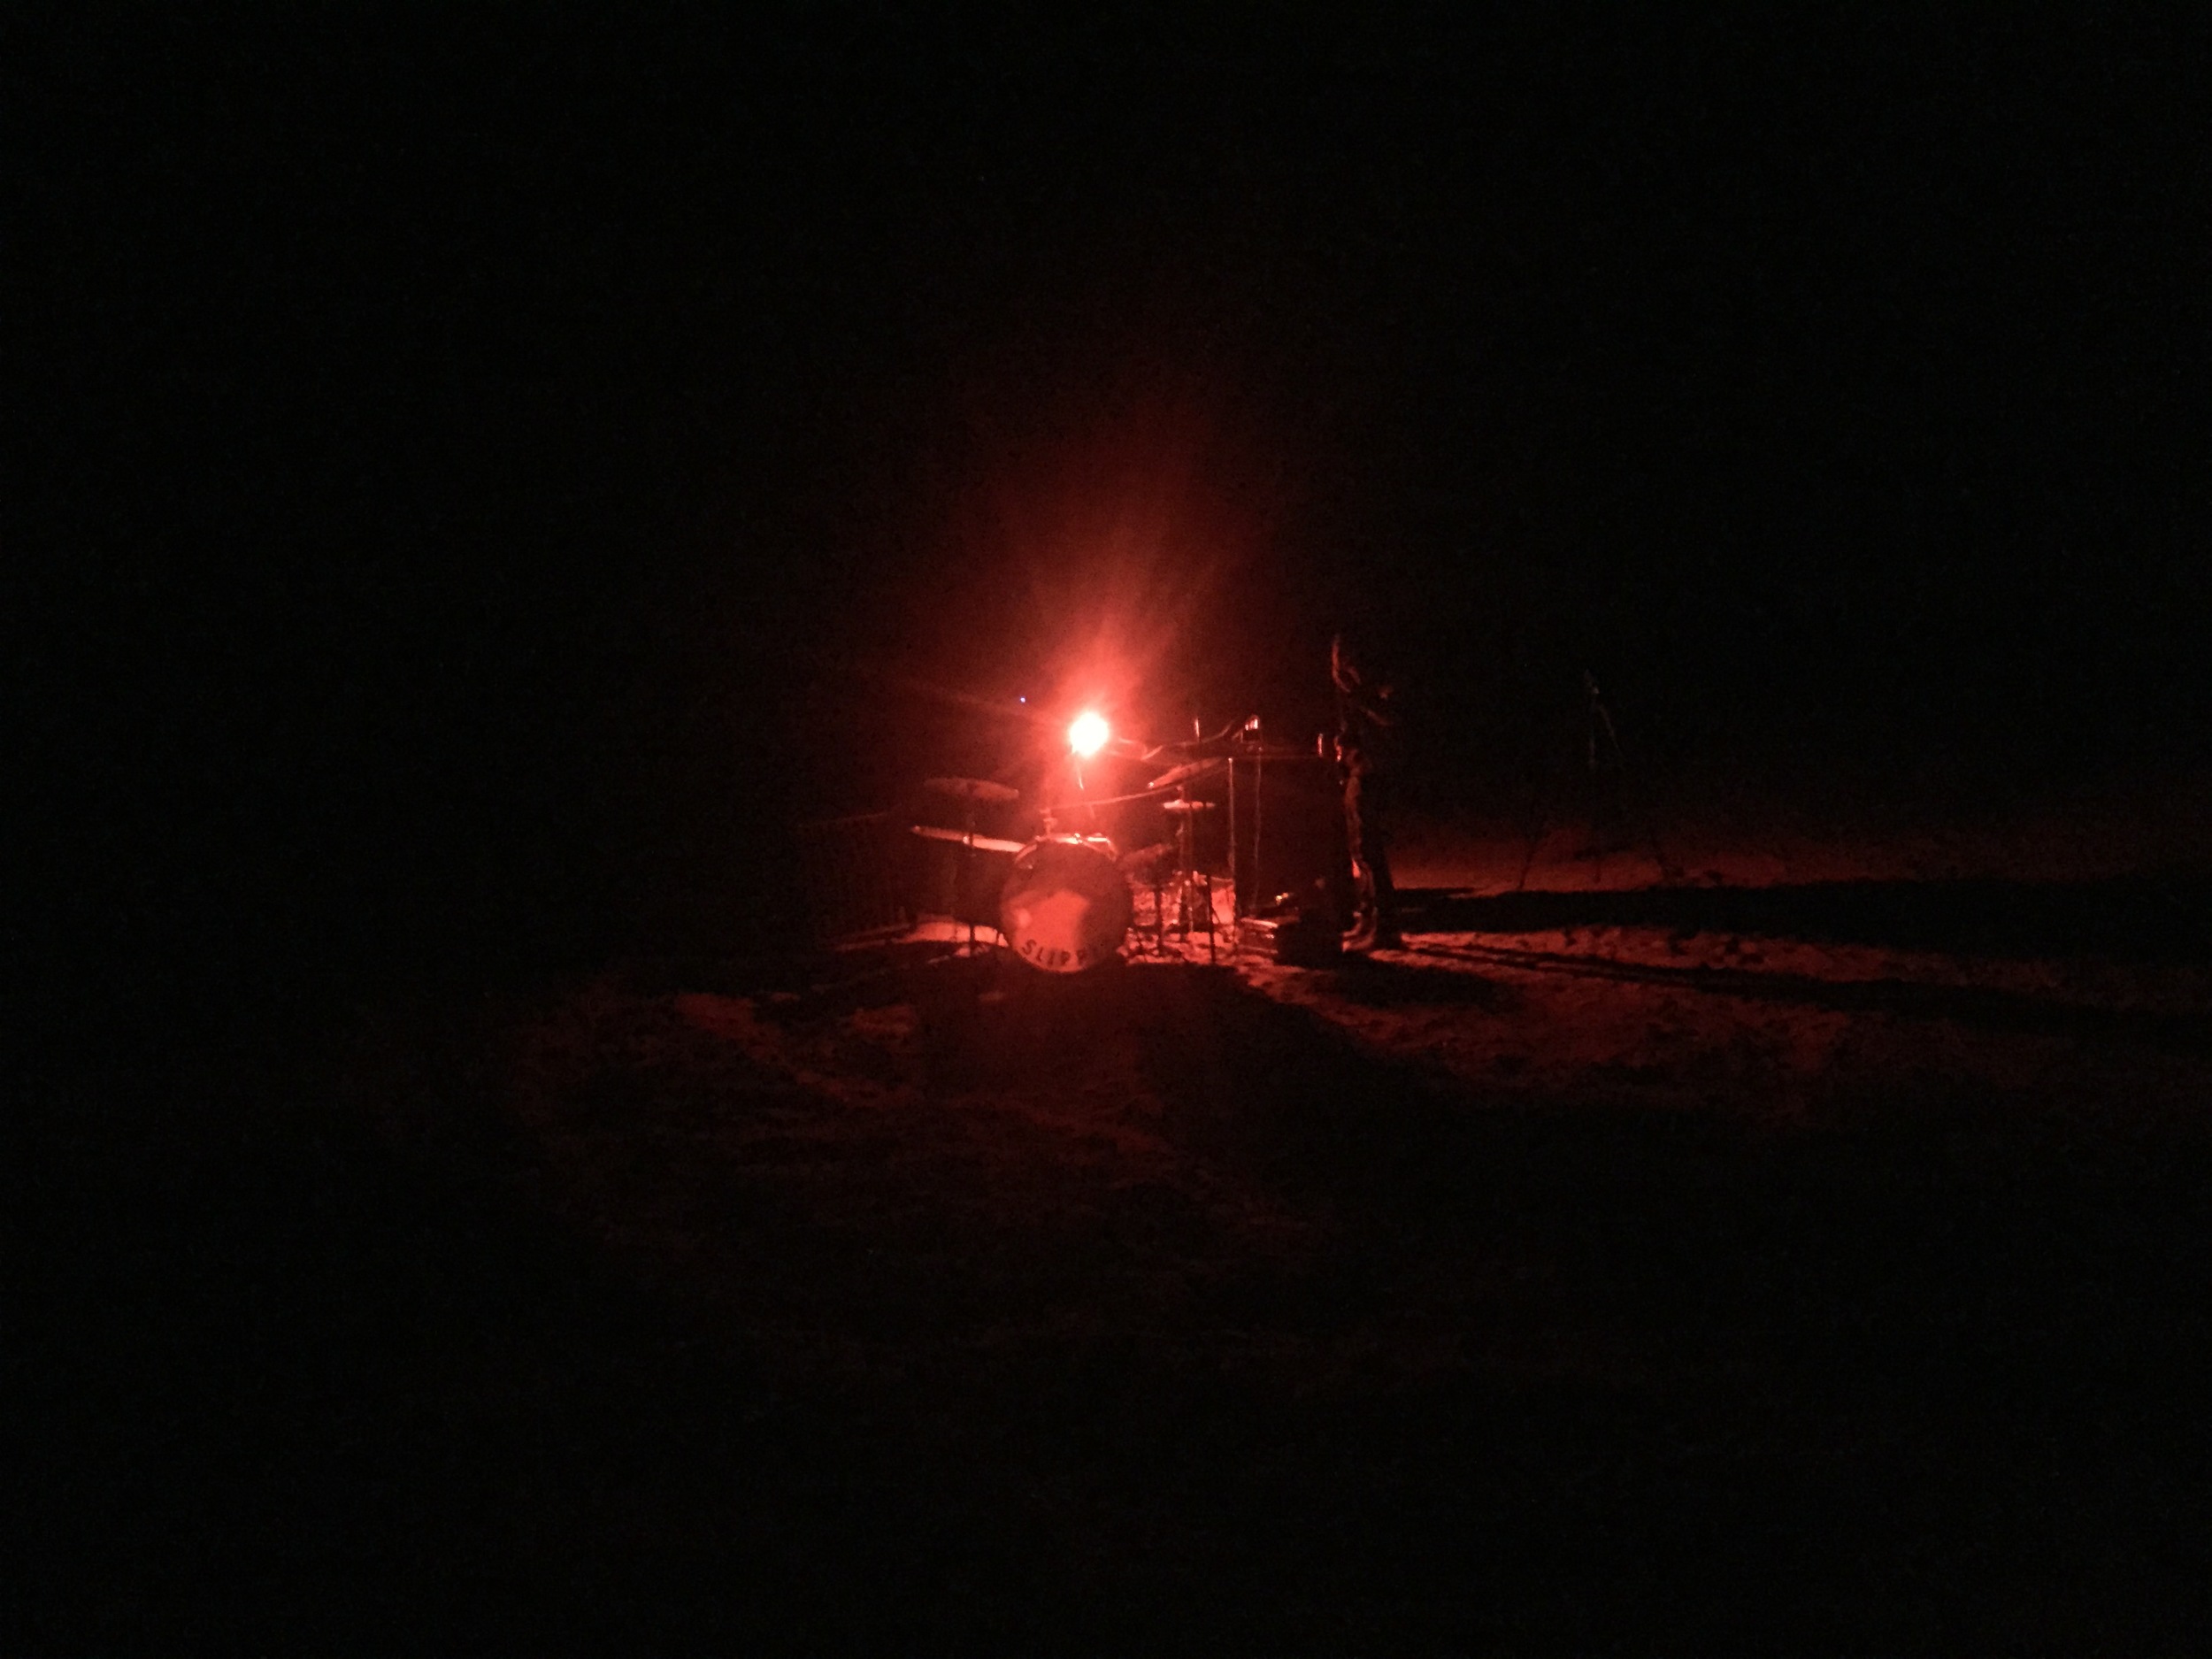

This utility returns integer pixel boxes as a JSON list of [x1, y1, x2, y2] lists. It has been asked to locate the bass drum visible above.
[[998, 836, 1132, 973]]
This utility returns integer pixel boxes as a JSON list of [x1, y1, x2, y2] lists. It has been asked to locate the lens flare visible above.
[[1067, 710, 1110, 758]]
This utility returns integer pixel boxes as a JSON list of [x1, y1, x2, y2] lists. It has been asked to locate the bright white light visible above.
[[1068, 710, 1110, 758]]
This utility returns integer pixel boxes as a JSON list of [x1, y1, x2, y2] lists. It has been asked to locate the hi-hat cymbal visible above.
[[1148, 757, 1227, 789], [1161, 798, 1217, 814], [920, 776, 1019, 803]]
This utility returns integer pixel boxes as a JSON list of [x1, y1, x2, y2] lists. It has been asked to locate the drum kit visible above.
[[906, 749, 1241, 972]]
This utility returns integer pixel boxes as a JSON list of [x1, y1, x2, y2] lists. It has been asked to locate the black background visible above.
[[13, 7, 2206, 1032], [12, 14, 2212, 1649]]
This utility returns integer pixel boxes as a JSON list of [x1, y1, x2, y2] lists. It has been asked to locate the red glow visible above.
[[1068, 710, 1110, 757]]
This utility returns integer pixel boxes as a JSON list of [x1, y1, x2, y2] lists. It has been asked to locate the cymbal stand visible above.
[[1224, 717, 1259, 957], [959, 797, 979, 956], [1164, 788, 1217, 964]]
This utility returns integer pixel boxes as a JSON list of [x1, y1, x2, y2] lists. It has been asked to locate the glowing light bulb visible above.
[[1068, 710, 1110, 758]]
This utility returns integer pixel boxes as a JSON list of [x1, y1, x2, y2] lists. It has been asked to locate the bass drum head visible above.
[[999, 837, 1132, 973]]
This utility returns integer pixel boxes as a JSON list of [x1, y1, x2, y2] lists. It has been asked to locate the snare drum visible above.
[[998, 836, 1132, 972]]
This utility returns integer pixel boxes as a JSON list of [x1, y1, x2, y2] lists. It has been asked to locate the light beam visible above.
[[1068, 710, 1110, 758]]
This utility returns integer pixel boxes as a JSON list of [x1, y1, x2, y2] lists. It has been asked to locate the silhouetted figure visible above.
[[1332, 633, 1401, 950]]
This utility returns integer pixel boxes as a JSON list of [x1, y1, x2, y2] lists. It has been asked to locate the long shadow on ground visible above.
[[1401, 873, 2212, 963], [1402, 934, 2212, 1056]]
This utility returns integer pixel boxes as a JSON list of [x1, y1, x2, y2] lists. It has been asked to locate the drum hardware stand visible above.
[[1225, 737, 1239, 955], [959, 787, 978, 955], [953, 795, 985, 957], [1515, 672, 1677, 891], [1157, 790, 1218, 963], [915, 777, 1020, 958], [1133, 787, 1221, 960], [1225, 716, 1262, 957], [1187, 713, 1219, 965]]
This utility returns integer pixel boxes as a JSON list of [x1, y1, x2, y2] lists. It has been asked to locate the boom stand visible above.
[[1516, 672, 1677, 891]]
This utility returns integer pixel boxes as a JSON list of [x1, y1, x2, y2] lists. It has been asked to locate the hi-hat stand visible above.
[[1159, 792, 1218, 962]]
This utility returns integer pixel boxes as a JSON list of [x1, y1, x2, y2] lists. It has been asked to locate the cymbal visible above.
[[920, 776, 1019, 803], [910, 825, 1026, 855], [1161, 798, 1217, 814], [1148, 757, 1227, 789]]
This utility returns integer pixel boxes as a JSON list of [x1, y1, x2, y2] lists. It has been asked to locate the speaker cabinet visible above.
[[1231, 755, 1348, 925]]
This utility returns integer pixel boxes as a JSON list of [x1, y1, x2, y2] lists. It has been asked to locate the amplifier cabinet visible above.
[[1229, 754, 1348, 926]]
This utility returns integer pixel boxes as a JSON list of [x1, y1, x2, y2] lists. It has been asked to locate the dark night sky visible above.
[[12, 8, 2206, 1023]]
